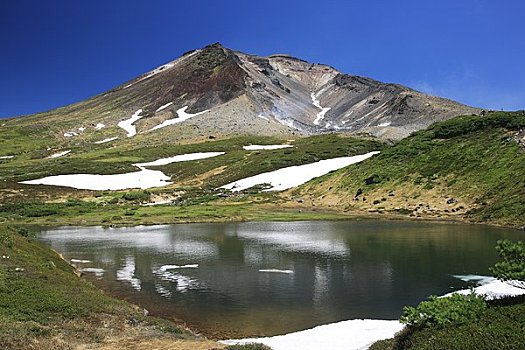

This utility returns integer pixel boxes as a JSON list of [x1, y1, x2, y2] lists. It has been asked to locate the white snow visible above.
[[311, 92, 331, 125], [135, 152, 224, 167], [20, 168, 172, 191], [49, 150, 71, 159], [258, 114, 270, 121], [447, 275, 525, 300], [0, 155, 14, 159], [243, 145, 293, 151], [221, 151, 380, 192], [94, 137, 118, 144], [78, 127, 86, 132], [64, 132, 79, 137], [95, 123, 105, 130], [20, 152, 224, 191], [149, 106, 209, 131], [159, 264, 199, 271], [156, 102, 174, 112], [221, 319, 404, 350], [378, 122, 391, 127], [259, 269, 294, 274], [117, 109, 144, 137]]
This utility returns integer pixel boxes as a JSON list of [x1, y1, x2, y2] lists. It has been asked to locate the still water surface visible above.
[[38, 220, 523, 338]]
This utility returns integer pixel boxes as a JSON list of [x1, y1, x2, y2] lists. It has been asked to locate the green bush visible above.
[[400, 292, 487, 329], [122, 190, 151, 202], [490, 240, 525, 289]]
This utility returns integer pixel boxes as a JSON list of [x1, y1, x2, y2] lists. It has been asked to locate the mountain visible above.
[[8, 43, 479, 142]]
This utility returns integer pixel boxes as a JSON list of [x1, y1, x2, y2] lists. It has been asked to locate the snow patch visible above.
[[135, 152, 224, 167], [149, 106, 209, 131], [0, 155, 14, 159], [20, 168, 171, 191], [156, 102, 174, 112], [117, 109, 144, 137], [49, 150, 71, 159], [311, 92, 331, 126], [94, 137, 118, 144], [258, 114, 270, 121], [20, 152, 223, 191], [64, 132, 79, 137], [78, 127, 86, 132], [378, 122, 391, 127], [221, 319, 404, 350], [448, 275, 525, 300], [159, 264, 199, 271], [243, 145, 293, 150], [95, 123, 105, 130], [221, 151, 380, 192]]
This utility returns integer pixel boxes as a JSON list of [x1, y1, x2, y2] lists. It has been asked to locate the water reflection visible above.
[[39, 220, 522, 338]]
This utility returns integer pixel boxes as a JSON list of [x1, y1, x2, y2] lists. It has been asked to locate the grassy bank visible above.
[[0, 225, 225, 349], [299, 111, 525, 227]]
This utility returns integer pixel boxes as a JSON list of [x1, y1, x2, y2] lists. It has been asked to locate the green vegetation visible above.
[[305, 111, 525, 226], [0, 226, 202, 349], [370, 296, 525, 350], [400, 293, 487, 328], [491, 240, 525, 289]]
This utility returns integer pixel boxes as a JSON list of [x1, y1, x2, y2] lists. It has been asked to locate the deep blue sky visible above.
[[1, 0, 524, 118]]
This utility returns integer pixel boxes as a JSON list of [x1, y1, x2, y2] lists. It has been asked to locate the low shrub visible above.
[[400, 292, 487, 329]]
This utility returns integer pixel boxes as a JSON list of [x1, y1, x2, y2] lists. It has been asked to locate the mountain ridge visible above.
[[4, 43, 479, 141]]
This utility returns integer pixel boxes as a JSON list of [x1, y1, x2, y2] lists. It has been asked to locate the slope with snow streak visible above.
[[221, 151, 380, 192], [149, 106, 209, 131], [117, 109, 144, 137], [134, 152, 224, 167], [311, 92, 331, 126]]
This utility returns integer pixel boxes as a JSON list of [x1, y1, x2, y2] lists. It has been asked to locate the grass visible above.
[[370, 295, 525, 350], [301, 111, 525, 227], [0, 226, 202, 349]]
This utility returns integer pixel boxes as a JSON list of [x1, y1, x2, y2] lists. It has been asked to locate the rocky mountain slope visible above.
[[5, 43, 479, 143]]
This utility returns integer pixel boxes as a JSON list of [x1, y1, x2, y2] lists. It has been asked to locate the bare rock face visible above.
[[16, 43, 480, 141]]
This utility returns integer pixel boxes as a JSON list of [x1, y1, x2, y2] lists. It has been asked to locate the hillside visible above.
[[1, 43, 478, 147], [294, 111, 525, 227]]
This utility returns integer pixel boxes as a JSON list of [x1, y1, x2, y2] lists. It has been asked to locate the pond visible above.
[[38, 220, 523, 338]]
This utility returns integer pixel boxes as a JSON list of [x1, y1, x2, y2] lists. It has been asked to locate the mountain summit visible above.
[[16, 43, 479, 141]]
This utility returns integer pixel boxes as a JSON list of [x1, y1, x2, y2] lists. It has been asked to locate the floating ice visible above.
[[80, 267, 105, 277], [71, 259, 92, 264], [259, 269, 294, 274], [159, 264, 199, 271]]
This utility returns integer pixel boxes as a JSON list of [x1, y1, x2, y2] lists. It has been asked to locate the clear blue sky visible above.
[[1, 0, 524, 117]]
